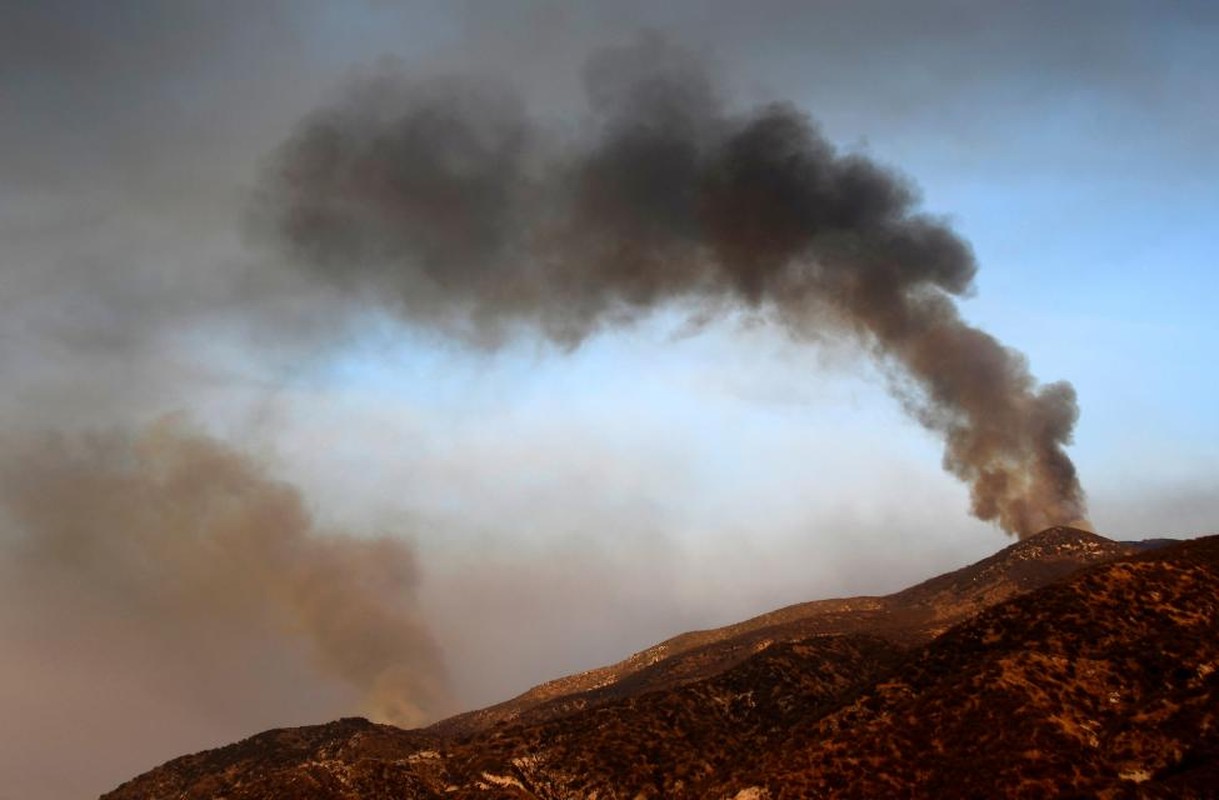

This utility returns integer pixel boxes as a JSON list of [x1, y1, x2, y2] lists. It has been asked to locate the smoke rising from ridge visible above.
[[257, 35, 1085, 536], [0, 419, 450, 727], [4, 5, 1214, 797]]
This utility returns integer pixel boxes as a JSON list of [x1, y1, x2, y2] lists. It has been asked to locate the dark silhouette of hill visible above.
[[105, 527, 1219, 799]]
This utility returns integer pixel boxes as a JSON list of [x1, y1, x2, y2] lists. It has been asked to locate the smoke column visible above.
[[0, 418, 449, 727], [257, 35, 1086, 537]]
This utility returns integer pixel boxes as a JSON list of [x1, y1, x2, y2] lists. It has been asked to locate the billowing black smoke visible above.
[[256, 35, 1086, 536]]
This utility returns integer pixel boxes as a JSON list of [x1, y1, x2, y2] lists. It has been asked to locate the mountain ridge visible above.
[[430, 525, 1139, 737], [106, 526, 1219, 799]]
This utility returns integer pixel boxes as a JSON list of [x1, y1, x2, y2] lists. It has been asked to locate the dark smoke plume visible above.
[[256, 35, 1086, 536], [0, 418, 450, 726]]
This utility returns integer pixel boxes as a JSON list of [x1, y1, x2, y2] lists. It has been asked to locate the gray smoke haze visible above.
[[256, 35, 1085, 536], [0, 418, 449, 727]]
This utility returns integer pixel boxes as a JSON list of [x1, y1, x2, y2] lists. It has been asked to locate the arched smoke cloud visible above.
[[255, 35, 1086, 536], [0, 419, 450, 727]]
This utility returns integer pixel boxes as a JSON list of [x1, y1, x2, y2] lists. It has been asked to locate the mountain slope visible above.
[[432, 526, 1135, 738], [105, 527, 1216, 800], [102, 718, 440, 800], [716, 534, 1219, 799]]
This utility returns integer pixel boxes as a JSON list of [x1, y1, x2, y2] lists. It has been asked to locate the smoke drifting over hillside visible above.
[[0, 420, 449, 727], [257, 35, 1085, 536]]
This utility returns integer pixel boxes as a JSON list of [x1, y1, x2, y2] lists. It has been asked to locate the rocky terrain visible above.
[[104, 526, 1219, 799]]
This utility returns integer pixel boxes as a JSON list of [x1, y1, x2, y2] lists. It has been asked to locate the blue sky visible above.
[[271, 0, 1218, 542], [225, 0, 1219, 696], [291, 1, 1219, 695]]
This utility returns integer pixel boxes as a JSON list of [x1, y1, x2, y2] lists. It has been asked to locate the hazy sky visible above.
[[2, 2, 1217, 798]]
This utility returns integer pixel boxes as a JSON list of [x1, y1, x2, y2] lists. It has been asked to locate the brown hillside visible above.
[[718, 534, 1219, 799], [432, 526, 1134, 738], [105, 528, 1214, 800], [102, 718, 439, 800]]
